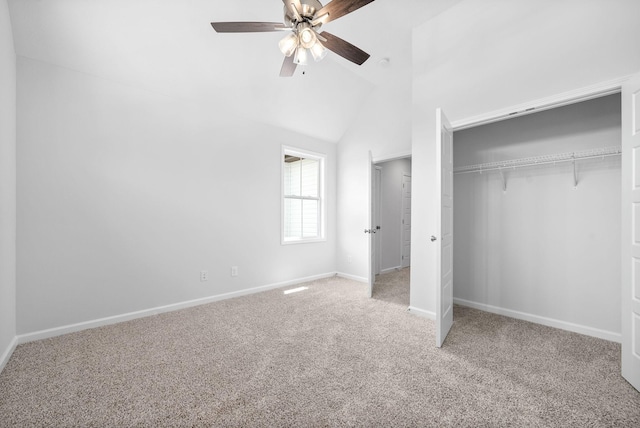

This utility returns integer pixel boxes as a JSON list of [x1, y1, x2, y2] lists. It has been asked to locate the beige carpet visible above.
[[1, 274, 639, 427], [371, 267, 410, 307]]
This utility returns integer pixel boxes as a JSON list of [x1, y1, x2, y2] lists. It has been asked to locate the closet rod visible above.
[[453, 146, 621, 175]]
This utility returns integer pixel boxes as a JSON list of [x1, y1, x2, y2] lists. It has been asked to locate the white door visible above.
[[373, 167, 382, 275], [368, 151, 375, 298], [622, 74, 640, 391], [436, 108, 454, 348], [401, 174, 411, 268]]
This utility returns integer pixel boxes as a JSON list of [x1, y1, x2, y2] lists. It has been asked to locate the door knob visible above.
[[431, 235, 437, 242]]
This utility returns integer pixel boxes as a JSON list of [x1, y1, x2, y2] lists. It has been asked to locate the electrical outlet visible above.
[[231, 266, 238, 277], [347, 254, 352, 264], [200, 270, 208, 282]]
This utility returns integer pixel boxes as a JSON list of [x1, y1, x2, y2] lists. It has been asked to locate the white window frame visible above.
[[281, 146, 326, 245]]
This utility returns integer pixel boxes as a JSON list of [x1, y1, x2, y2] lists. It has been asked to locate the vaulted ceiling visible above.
[[7, 0, 461, 142]]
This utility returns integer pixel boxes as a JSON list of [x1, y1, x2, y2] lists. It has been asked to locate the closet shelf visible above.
[[453, 146, 621, 175]]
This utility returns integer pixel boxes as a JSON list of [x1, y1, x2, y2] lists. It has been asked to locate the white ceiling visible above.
[[7, 0, 461, 142]]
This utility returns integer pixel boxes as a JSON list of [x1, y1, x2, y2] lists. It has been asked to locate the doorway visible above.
[[370, 156, 412, 306]]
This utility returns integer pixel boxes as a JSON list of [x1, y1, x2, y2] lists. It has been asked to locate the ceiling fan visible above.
[[211, 0, 375, 77]]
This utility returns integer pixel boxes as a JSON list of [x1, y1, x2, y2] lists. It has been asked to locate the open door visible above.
[[622, 73, 640, 391], [435, 108, 454, 348], [367, 150, 376, 298], [373, 166, 382, 277]]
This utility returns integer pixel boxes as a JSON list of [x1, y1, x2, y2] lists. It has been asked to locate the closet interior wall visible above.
[[452, 94, 622, 338]]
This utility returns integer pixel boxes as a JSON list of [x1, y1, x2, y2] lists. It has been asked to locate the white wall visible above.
[[336, 43, 414, 281], [16, 57, 337, 335], [376, 158, 411, 271], [412, 0, 640, 316], [453, 94, 621, 337], [0, 0, 17, 370]]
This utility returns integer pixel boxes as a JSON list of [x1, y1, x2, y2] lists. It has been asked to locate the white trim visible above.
[[16, 272, 336, 345], [380, 266, 402, 274], [0, 336, 17, 374], [408, 306, 436, 320], [452, 75, 632, 131], [454, 298, 621, 343], [336, 272, 368, 283], [372, 150, 412, 164]]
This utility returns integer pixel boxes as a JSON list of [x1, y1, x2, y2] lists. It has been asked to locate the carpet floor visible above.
[[1, 273, 639, 427], [372, 267, 410, 307]]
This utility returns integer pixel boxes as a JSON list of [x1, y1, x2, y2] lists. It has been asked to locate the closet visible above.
[[452, 93, 622, 341]]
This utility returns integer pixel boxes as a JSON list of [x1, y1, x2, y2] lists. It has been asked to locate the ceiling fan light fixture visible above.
[[298, 25, 317, 49], [294, 46, 309, 65], [310, 40, 328, 62], [279, 32, 299, 57]]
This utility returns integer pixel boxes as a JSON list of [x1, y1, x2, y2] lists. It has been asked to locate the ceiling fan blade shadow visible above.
[[280, 55, 298, 77], [320, 31, 370, 65], [316, 0, 375, 24], [211, 22, 288, 33]]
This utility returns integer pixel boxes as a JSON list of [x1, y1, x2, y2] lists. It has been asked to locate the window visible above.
[[282, 147, 325, 243]]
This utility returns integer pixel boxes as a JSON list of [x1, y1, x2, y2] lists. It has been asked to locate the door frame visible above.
[[451, 76, 631, 131], [440, 76, 631, 321]]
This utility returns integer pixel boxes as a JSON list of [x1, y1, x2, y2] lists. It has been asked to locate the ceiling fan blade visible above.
[[210, 22, 288, 33], [320, 31, 370, 65], [280, 55, 298, 77], [316, 0, 375, 24]]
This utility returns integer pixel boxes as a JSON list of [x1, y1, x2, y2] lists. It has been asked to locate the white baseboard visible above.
[[0, 336, 17, 374], [380, 266, 402, 275], [16, 272, 337, 345], [408, 306, 436, 320], [453, 298, 621, 343], [336, 272, 368, 283]]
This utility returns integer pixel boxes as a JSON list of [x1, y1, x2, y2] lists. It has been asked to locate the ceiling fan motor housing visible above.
[[284, 0, 323, 25]]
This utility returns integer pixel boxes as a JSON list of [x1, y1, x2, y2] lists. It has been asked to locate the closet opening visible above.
[[451, 92, 622, 342]]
